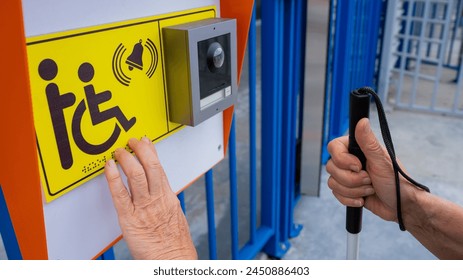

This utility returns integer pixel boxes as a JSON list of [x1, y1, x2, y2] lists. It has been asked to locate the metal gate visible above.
[[323, 0, 386, 162], [181, 0, 308, 260], [379, 0, 463, 116]]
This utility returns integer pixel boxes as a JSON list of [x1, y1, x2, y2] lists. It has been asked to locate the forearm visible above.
[[403, 189, 463, 259]]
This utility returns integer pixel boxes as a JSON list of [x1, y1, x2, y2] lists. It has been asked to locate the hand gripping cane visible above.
[[344, 87, 430, 259], [346, 89, 370, 260]]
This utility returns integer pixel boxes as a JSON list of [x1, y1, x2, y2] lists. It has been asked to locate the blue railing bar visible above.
[[366, 0, 374, 84], [177, 192, 186, 214], [354, 0, 361, 86], [0, 185, 22, 260], [205, 169, 218, 260], [261, 0, 283, 257], [229, 116, 239, 259], [98, 247, 115, 260], [366, 0, 382, 89], [248, 3, 257, 246], [365, 0, 376, 86], [359, 0, 367, 85], [289, 0, 307, 238], [376, 0, 387, 88], [238, 226, 274, 260], [272, 0, 285, 257], [289, 0, 300, 237], [279, 0, 294, 247], [349, 0, 360, 89], [329, 0, 342, 139], [363, 0, 372, 85], [332, 0, 353, 135], [341, 0, 353, 129]]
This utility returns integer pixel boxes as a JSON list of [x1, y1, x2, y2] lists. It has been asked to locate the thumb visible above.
[[355, 118, 385, 162]]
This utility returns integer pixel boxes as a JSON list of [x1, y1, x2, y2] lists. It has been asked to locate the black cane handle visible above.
[[346, 89, 370, 234]]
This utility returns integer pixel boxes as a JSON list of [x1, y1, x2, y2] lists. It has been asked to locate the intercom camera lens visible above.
[[213, 48, 224, 67], [207, 42, 225, 72]]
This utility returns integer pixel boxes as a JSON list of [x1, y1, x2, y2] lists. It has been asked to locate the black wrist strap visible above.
[[354, 87, 430, 231]]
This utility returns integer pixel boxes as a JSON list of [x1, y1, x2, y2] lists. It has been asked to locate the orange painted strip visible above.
[[221, 0, 254, 85], [92, 235, 123, 260], [0, 1, 48, 259], [220, 0, 254, 153]]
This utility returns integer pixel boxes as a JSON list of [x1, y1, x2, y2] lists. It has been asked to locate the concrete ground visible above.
[[2, 0, 463, 260]]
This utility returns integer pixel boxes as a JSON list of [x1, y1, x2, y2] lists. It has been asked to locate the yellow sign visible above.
[[27, 7, 216, 202]]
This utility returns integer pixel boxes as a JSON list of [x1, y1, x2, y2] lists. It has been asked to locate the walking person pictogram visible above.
[[38, 58, 76, 170]]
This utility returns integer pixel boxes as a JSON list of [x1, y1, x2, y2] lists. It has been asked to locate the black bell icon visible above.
[[126, 40, 144, 71]]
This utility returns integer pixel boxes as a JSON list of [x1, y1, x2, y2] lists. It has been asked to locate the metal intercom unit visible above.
[[163, 18, 237, 126]]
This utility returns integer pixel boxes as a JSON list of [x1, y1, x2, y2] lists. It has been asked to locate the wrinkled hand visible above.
[[104, 137, 197, 260], [326, 118, 414, 222]]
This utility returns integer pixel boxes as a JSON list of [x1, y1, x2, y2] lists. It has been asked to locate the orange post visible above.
[[0, 1, 48, 259], [220, 0, 254, 151]]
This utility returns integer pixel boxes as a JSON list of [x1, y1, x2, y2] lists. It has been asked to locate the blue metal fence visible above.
[[322, 0, 386, 163], [195, 0, 308, 260]]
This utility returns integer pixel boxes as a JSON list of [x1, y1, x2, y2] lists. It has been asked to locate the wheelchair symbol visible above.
[[38, 59, 136, 170]]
